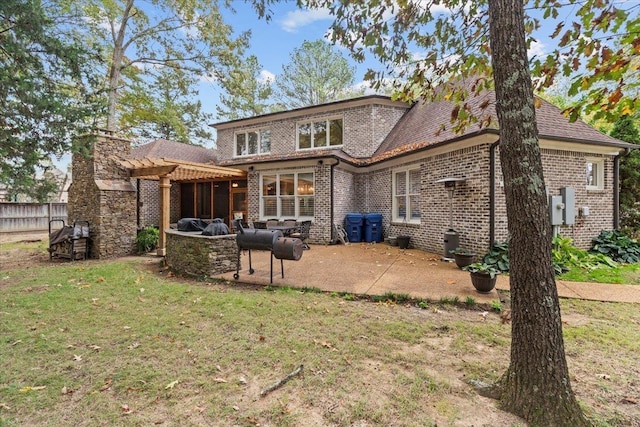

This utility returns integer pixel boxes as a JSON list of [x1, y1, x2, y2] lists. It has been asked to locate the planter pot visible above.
[[470, 272, 497, 293], [454, 253, 475, 269], [397, 235, 410, 249]]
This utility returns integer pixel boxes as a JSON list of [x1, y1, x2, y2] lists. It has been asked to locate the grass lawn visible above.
[[1, 241, 639, 426], [558, 262, 640, 285]]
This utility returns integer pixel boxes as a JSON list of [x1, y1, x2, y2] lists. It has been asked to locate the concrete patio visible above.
[[217, 242, 640, 305]]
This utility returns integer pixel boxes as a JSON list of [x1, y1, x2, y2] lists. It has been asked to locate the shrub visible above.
[[136, 227, 159, 254], [590, 230, 640, 263], [482, 242, 510, 273], [553, 235, 616, 273]]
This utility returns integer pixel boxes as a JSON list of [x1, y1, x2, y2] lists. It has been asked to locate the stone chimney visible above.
[[68, 130, 136, 258]]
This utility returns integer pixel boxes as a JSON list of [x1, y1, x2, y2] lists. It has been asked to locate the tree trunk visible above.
[[486, 0, 589, 425], [106, 0, 135, 131]]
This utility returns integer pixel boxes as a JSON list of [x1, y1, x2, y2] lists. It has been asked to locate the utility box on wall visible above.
[[549, 195, 564, 226], [560, 187, 576, 225]]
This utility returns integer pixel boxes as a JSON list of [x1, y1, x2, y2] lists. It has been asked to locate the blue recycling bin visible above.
[[364, 213, 383, 243], [345, 213, 364, 242]]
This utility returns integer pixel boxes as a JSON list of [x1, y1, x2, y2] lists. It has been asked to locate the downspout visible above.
[[330, 158, 340, 242], [136, 179, 141, 229], [613, 148, 631, 230], [489, 140, 500, 246]]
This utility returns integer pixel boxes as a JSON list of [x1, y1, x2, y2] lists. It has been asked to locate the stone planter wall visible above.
[[165, 230, 238, 278]]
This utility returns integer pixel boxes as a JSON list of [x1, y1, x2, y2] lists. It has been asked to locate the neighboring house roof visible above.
[[130, 139, 217, 164]]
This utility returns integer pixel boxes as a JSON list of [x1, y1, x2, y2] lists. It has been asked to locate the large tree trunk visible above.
[[105, 0, 135, 131], [486, 1, 589, 425]]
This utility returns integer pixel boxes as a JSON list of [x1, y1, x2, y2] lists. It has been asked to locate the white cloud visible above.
[[279, 8, 332, 33], [528, 40, 546, 60], [258, 69, 276, 84]]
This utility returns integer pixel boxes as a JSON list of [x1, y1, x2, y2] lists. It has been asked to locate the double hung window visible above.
[[235, 129, 271, 157], [297, 118, 343, 150], [261, 171, 314, 219], [392, 167, 421, 223]]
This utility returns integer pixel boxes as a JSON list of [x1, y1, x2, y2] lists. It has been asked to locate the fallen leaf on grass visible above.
[[99, 378, 112, 392], [73, 354, 82, 361], [96, 277, 105, 282], [89, 345, 101, 351], [19, 386, 46, 393], [127, 342, 140, 350], [10, 340, 22, 346], [238, 376, 247, 385], [622, 397, 637, 404], [213, 378, 227, 383], [0, 403, 11, 410], [165, 380, 179, 390], [61, 386, 73, 395], [121, 404, 133, 415]]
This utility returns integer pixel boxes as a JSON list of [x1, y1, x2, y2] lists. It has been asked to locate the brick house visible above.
[[134, 93, 633, 256]]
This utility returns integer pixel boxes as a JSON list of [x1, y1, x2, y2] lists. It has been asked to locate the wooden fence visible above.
[[0, 203, 68, 233]]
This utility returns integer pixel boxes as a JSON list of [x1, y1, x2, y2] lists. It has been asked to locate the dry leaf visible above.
[[128, 342, 140, 350], [622, 397, 637, 404], [0, 403, 11, 410], [61, 386, 73, 395], [165, 380, 179, 389], [96, 277, 105, 282], [238, 376, 247, 385], [73, 354, 82, 361], [90, 345, 101, 351], [121, 404, 133, 415], [99, 378, 112, 392], [213, 378, 227, 383], [19, 386, 46, 393]]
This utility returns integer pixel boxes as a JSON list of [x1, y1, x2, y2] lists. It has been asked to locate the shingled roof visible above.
[[130, 139, 217, 164], [375, 90, 627, 159]]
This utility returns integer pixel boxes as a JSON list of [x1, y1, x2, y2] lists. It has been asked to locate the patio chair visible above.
[[253, 221, 267, 229], [290, 220, 311, 250], [266, 219, 280, 228], [282, 219, 298, 236]]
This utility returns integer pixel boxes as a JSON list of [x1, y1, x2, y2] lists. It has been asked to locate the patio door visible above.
[[230, 180, 247, 222]]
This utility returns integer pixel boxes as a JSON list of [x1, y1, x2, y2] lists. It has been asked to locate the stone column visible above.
[[68, 131, 137, 258], [157, 176, 171, 256]]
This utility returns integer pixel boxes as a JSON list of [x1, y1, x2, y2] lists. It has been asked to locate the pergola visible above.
[[119, 157, 246, 255]]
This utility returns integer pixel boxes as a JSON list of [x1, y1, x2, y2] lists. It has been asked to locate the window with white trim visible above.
[[260, 171, 314, 219], [392, 167, 421, 223], [586, 159, 604, 190], [234, 129, 271, 157], [297, 118, 343, 150]]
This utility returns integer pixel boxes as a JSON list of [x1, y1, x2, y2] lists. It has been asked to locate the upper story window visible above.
[[392, 166, 421, 223], [297, 118, 343, 150], [586, 158, 604, 190], [235, 129, 271, 157]]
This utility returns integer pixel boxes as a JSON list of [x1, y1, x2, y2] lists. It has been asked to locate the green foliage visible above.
[[274, 39, 361, 108], [482, 242, 510, 273], [119, 67, 213, 145], [463, 262, 501, 278], [590, 230, 640, 264], [612, 115, 640, 230], [491, 300, 502, 313], [553, 235, 617, 274], [0, 0, 104, 199], [216, 54, 275, 121], [135, 227, 159, 254], [464, 296, 476, 307]]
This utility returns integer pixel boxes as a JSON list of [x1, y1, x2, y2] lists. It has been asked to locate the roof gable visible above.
[[131, 139, 217, 164]]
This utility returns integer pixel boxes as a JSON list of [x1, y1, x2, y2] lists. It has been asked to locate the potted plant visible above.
[[449, 247, 476, 269], [463, 262, 500, 293]]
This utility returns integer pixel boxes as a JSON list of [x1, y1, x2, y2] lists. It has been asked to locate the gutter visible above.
[[489, 140, 500, 246]]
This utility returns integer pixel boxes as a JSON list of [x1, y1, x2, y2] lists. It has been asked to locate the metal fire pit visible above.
[[233, 221, 304, 283]]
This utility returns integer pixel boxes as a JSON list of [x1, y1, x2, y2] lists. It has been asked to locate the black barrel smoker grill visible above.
[[233, 222, 304, 283]]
